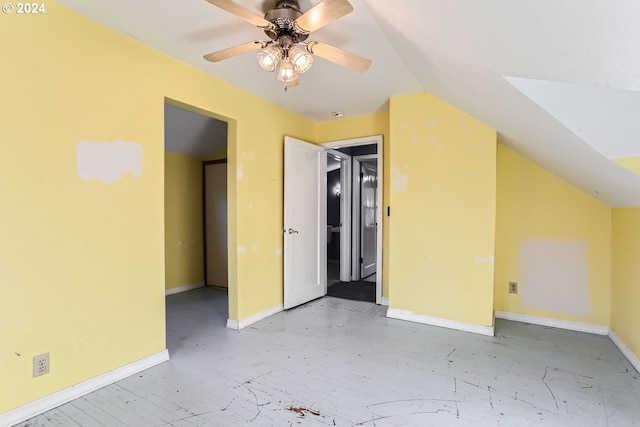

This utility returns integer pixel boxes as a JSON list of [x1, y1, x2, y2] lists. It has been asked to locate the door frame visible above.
[[319, 135, 384, 305]]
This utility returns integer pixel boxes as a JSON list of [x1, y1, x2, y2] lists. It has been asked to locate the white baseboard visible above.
[[380, 297, 389, 306], [494, 311, 609, 335], [0, 350, 169, 427], [165, 281, 204, 296], [387, 308, 494, 337], [227, 304, 284, 330], [609, 329, 640, 374]]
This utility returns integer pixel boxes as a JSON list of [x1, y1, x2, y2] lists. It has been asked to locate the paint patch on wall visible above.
[[76, 139, 143, 183], [520, 239, 591, 317], [238, 246, 247, 255], [237, 164, 244, 180], [474, 255, 495, 265], [392, 163, 409, 192]]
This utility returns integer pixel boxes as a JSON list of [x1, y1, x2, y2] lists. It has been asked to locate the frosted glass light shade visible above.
[[277, 58, 299, 83], [256, 45, 282, 72], [289, 45, 313, 73]]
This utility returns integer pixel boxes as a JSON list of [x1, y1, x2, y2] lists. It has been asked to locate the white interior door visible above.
[[360, 160, 377, 278], [284, 136, 327, 309]]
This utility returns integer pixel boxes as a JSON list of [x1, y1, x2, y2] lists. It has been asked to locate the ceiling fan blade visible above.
[[294, 0, 353, 33], [203, 41, 268, 62], [204, 0, 272, 28], [307, 41, 371, 73]]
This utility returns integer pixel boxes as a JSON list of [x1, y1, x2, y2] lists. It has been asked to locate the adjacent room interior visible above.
[[325, 143, 380, 303]]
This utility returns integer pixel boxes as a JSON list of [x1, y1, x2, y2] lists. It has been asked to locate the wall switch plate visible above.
[[509, 282, 518, 294], [33, 353, 49, 377]]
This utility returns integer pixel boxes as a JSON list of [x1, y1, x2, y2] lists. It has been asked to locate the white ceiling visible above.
[[58, 0, 640, 206], [505, 76, 640, 160]]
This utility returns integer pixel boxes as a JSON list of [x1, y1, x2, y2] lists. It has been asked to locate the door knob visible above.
[[287, 228, 299, 234]]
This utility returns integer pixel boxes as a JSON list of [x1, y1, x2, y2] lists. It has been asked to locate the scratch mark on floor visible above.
[[239, 381, 261, 422], [368, 398, 462, 408], [513, 391, 559, 416], [220, 396, 236, 412], [487, 386, 495, 410], [542, 367, 559, 410], [458, 378, 482, 389], [165, 411, 213, 424], [411, 409, 459, 416], [353, 415, 393, 426], [244, 370, 274, 385], [446, 348, 457, 361]]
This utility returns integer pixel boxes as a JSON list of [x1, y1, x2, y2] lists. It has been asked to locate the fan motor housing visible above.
[[263, 0, 309, 43]]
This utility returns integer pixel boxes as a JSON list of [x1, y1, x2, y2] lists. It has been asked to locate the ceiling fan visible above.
[[203, 0, 372, 90]]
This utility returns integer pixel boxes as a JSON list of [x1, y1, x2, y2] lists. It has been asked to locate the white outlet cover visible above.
[[33, 353, 50, 378]]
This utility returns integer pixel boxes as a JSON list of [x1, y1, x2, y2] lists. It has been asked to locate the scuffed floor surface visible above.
[[18, 287, 640, 426]]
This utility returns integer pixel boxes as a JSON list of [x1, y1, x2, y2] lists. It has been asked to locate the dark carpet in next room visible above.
[[327, 280, 375, 302]]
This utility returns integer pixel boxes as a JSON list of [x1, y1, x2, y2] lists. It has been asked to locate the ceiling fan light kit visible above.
[[203, 0, 371, 91]]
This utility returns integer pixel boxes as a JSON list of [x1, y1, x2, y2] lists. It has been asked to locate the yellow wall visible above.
[[494, 146, 611, 326], [388, 93, 497, 326], [611, 209, 640, 357], [614, 156, 640, 174], [0, 2, 313, 413], [316, 113, 390, 297], [165, 153, 204, 290]]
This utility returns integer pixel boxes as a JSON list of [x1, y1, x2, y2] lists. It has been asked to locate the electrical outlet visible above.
[[33, 353, 49, 377], [509, 282, 518, 294]]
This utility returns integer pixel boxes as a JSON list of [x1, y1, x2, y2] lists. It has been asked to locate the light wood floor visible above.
[[17, 287, 640, 426]]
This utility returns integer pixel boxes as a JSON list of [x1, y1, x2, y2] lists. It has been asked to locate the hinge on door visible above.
[[360, 257, 363, 264]]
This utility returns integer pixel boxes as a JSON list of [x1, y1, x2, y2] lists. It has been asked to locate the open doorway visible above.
[[164, 101, 229, 348], [321, 137, 382, 304]]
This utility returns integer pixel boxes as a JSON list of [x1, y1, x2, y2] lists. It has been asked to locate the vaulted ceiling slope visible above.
[[57, 0, 640, 206]]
